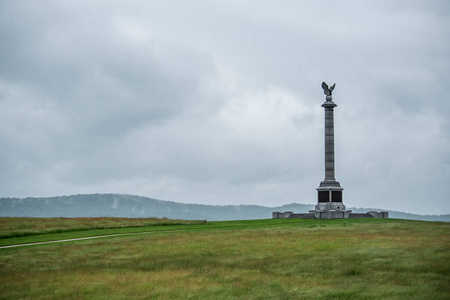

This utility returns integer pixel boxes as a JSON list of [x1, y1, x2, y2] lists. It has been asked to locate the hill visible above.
[[0, 194, 448, 221], [1, 218, 449, 299]]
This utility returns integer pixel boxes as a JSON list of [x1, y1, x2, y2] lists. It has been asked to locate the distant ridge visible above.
[[0, 194, 448, 222]]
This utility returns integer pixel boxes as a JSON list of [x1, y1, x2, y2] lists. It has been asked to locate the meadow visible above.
[[0, 218, 449, 299], [0, 217, 206, 238]]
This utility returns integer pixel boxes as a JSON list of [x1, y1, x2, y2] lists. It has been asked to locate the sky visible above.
[[1, 1, 449, 215]]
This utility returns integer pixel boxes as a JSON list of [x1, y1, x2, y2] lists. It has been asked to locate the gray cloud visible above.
[[0, 1, 449, 215]]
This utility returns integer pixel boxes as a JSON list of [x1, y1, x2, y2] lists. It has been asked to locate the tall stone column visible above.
[[323, 101, 337, 181], [312, 82, 350, 219]]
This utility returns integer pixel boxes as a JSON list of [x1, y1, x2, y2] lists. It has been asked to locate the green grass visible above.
[[0, 218, 345, 247], [0, 218, 449, 299], [0, 217, 206, 238]]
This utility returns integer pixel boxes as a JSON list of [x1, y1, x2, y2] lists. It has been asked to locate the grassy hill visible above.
[[1, 194, 449, 221], [0, 218, 449, 299]]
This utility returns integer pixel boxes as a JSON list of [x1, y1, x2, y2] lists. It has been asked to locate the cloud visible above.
[[0, 1, 449, 215]]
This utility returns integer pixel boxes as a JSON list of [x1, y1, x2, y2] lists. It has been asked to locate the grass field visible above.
[[0, 217, 206, 238], [0, 218, 449, 299]]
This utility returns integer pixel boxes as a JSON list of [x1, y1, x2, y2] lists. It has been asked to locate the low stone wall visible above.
[[348, 211, 389, 218], [315, 210, 351, 219], [273, 211, 296, 219], [367, 211, 389, 218], [290, 213, 315, 219], [273, 211, 316, 219], [348, 213, 373, 218], [273, 211, 389, 219]]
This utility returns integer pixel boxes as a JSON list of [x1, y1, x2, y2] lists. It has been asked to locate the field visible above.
[[0, 218, 449, 299], [0, 217, 205, 239]]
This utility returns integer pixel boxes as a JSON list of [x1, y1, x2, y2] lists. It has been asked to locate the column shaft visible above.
[[324, 107, 335, 181]]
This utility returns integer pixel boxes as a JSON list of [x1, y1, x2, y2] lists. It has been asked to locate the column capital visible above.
[[322, 101, 337, 108]]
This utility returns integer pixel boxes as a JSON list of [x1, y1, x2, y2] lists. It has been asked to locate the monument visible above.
[[311, 82, 351, 219], [272, 82, 388, 219]]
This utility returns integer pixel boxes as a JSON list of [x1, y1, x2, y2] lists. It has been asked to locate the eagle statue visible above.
[[322, 82, 336, 97]]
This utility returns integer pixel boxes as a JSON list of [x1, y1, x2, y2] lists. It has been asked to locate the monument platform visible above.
[[272, 209, 388, 219]]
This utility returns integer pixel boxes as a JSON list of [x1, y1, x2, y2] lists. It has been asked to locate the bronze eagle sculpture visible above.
[[322, 82, 336, 96]]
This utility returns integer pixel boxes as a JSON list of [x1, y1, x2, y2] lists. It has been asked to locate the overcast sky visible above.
[[1, 1, 449, 215]]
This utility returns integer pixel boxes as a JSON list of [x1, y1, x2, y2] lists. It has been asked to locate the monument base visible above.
[[272, 209, 388, 220], [314, 202, 347, 211], [310, 202, 352, 219]]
